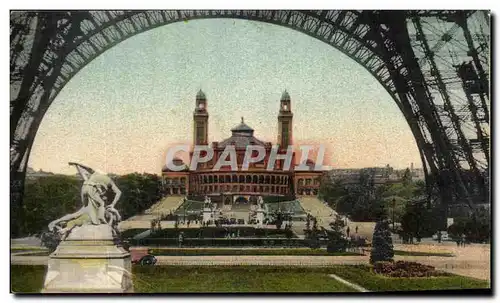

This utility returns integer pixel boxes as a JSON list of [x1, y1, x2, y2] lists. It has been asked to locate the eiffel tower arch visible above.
[[10, 10, 490, 235]]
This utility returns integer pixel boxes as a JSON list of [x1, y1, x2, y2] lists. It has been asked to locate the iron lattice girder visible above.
[[411, 15, 483, 180], [10, 10, 490, 219]]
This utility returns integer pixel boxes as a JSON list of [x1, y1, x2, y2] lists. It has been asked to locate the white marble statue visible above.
[[48, 163, 122, 239]]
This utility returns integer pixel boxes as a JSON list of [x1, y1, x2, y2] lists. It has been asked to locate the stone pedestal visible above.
[[42, 225, 133, 293]]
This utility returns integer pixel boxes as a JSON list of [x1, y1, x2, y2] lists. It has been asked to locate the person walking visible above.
[[355, 225, 359, 234], [346, 226, 350, 238]]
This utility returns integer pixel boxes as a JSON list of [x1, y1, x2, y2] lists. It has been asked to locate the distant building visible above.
[[328, 164, 402, 186], [161, 90, 324, 204]]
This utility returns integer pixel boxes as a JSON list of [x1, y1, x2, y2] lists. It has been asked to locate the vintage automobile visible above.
[[129, 246, 157, 265]]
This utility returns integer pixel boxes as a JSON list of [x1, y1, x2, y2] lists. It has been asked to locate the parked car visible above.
[[130, 247, 157, 265]]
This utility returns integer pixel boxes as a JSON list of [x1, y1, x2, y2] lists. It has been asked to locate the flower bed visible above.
[[373, 261, 451, 278]]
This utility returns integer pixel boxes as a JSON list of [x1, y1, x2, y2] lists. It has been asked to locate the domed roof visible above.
[[196, 89, 206, 100], [230, 117, 254, 134], [219, 117, 266, 148], [281, 90, 290, 101]]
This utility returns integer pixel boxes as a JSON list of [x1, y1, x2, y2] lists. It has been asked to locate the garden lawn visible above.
[[10, 265, 355, 293], [134, 266, 355, 292], [10, 265, 46, 293], [11, 265, 489, 293], [331, 265, 489, 291]]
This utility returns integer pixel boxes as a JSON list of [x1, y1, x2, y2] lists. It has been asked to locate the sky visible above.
[[28, 18, 422, 175]]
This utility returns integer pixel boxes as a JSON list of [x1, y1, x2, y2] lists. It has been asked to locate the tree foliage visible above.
[[400, 201, 439, 240], [114, 173, 161, 220], [447, 208, 490, 243], [320, 171, 427, 223]]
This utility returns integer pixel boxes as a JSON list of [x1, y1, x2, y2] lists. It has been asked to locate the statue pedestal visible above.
[[42, 225, 133, 293]]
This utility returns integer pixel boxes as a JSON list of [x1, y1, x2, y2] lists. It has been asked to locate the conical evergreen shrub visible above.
[[370, 219, 394, 264]]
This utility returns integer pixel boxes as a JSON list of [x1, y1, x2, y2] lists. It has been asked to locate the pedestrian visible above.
[[355, 225, 358, 234], [461, 233, 466, 247], [346, 226, 350, 238]]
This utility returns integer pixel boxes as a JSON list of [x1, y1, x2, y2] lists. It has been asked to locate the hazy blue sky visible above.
[[28, 19, 421, 175]]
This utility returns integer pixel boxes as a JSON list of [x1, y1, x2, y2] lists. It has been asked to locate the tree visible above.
[[402, 168, 412, 185], [326, 215, 348, 252], [318, 175, 348, 208], [370, 219, 394, 264], [400, 201, 438, 242], [448, 208, 491, 243], [22, 175, 81, 236], [335, 171, 387, 222]]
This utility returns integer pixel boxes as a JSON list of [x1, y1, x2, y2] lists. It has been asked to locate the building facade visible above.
[[161, 90, 323, 202]]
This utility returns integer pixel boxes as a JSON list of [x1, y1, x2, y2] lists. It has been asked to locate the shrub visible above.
[[370, 220, 394, 264]]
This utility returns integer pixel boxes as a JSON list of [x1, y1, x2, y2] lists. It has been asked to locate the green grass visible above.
[[10, 265, 46, 293], [10, 264, 489, 293], [133, 266, 355, 292], [393, 250, 454, 257], [331, 265, 489, 291], [149, 248, 362, 256], [10, 265, 355, 293]]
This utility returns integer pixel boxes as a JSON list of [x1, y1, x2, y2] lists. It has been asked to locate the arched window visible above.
[[271, 176, 275, 184], [246, 175, 251, 183], [239, 175, 245, 183], [259, 175, 264, 184], [265, 176, 270, 184], [232, 175, 238, 183], [225, 175, 231, 183], [298, 179, 304, 186], [252, 175, 258, 183], [214, 175, 218, 183]]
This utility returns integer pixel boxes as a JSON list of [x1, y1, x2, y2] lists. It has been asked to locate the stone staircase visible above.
[[119, 195, 185, 231], [297, 196, 376, 240]]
